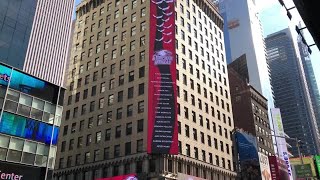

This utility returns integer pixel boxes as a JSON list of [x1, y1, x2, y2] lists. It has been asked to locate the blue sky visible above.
[[259, 0, 320, 87], [73, 0, 320, 87]]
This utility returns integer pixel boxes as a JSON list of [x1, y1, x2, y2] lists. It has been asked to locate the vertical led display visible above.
[[259, 152, 271, 180], [147, 0, 178, 154], [271, 108, 293, 179], [269, 156, 290, 180]]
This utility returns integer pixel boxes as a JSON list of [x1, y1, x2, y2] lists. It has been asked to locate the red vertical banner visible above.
[[147, 0, 178, 154]]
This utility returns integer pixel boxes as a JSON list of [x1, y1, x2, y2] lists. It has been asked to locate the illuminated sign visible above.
[[147, 0, 178, 154], [268, 156, 290, 180], [259, 153, 271, 180], [0, 161, 45, 180], [0, 74, 10, 82], [0, 112, 59, 145], [290, 156, 317, 177], [294, 164, 312, 178], [271, 108, 292, 179], [9, 70, 60, 104], [0, 64, 61, 104], [0, 64, 12, 86], [96, 174, 137, 180]]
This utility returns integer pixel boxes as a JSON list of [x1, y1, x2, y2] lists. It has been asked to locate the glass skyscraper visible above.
[[0, 0, 37, 69], [266, 28, 320, 156], [0, 0, 75, 86], [219, 0, 276, 149], [298, 35, 320, 140]]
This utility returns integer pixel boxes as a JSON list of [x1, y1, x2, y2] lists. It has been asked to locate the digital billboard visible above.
[[0, 112, 59, 145], [269, 156, 290, 180], [9, 69, 60, 104], [271, 108, 293, 179], [294, 164, 313, 178], [235, 130, 261, 179], [290, 156, 317, 177], [259, 153, 271, 180], [96, 174, 137, 180], [0, 161, 46, 180], [147, 0, 178, 154], [0, 63, 61, 104]]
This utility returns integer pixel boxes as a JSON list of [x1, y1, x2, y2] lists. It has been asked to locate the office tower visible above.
[[228, 55, 274, 156], [298, 35, 320, 138], [0, 63, 64, 179], [54, 0, 236, 179], [0, 0, 74, 85], [266, 28, 320, 156], [219, 0, 274, 115], [292, 0, 319, 49]]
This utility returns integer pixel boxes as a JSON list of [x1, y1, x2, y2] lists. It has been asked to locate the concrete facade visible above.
[[54, 0, 236, 180]]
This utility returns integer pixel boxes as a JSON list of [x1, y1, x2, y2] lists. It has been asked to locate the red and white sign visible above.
[[147, 0, 178, 154], [96, 174, 137, 180]]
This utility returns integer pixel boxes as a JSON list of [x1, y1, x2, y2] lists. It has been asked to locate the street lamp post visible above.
[[259, 134, 303, 163]]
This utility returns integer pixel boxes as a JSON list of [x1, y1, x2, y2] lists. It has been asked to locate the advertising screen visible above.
[[0, 112, 59, 145], [294, 164, 313, 178], [259, 153, 271, 180], [290, 156, 317, 177], [271, 108, 293, 179], [0, 161, 45, 180], [96, 174, 137, 180], [0, 64, 11, 86], [147, 0, 178, 154], [235, 131, 261, 179], [9, 69, 60, 104], [269, 156, 290, 180]]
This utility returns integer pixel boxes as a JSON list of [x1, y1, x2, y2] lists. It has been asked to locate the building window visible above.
[[129, 71, 134, 82], [138, 83, 144, 95], [116, 108, 122, 120], [97, 98, 104, 109], [84, 152, 90, 163], [138, 101, 144, 113], [139, 67, 145, 78], [90, 101, 95, 112], [137, 139, 143, 152], [114, 145, 120, 157], [137, 119, 144, 132], [104, 147, 110, 160], [108, 94, 114, 106], [115, 126, 121, 138], [96, 132, 102, 143], [105, 129, 111, 141], [126, 123, 132, 135], [128, 87, 134, 99], [125, 142, 131, 155], [127, 104, 133, 117]]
